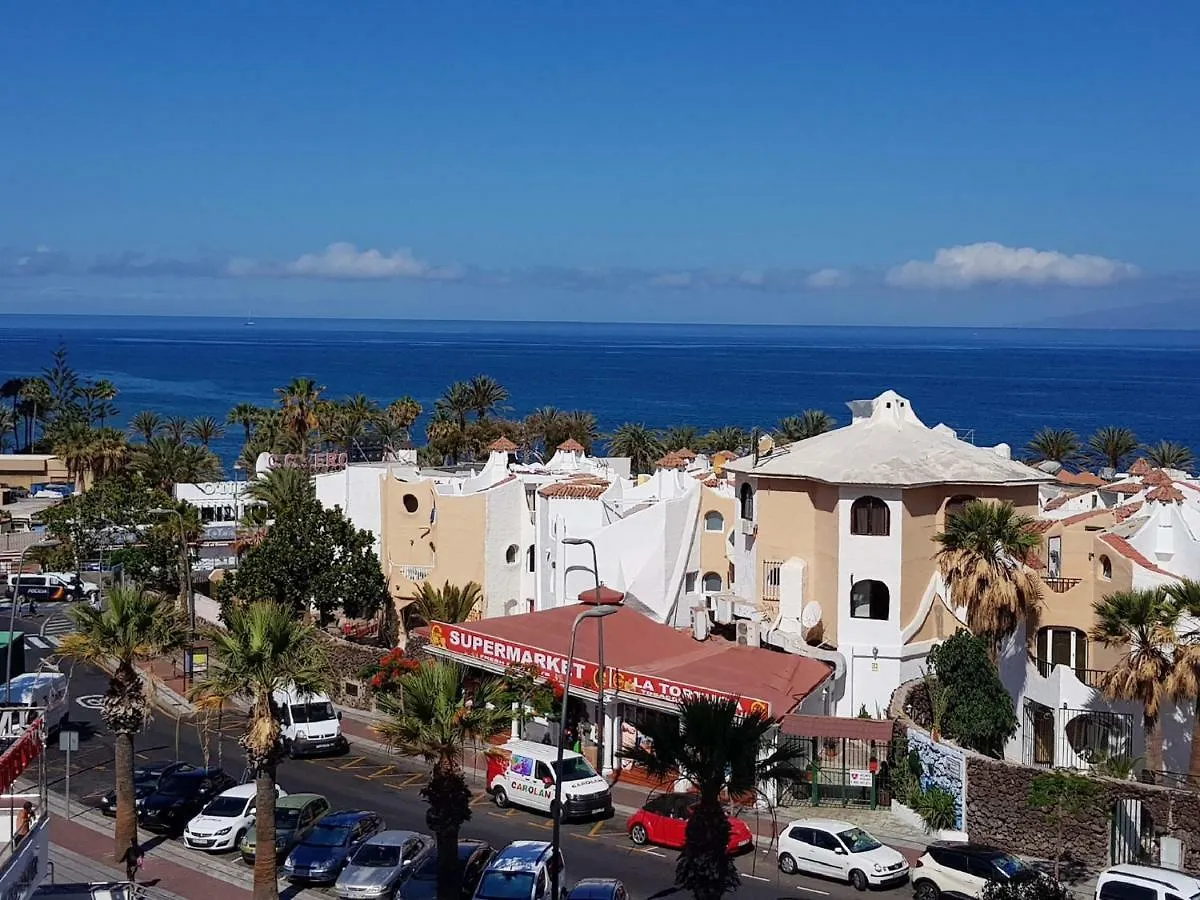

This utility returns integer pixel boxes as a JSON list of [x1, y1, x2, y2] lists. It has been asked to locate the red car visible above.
[[626, 793, 754, 853]]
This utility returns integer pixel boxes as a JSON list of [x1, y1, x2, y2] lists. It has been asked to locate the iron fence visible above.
[[1022, 699, 1133, 770], [776, 733, 893, 809]]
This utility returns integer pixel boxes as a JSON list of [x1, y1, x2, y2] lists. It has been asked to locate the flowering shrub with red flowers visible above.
[[368, 648, 422, 695], [498, 663, 560, 723]]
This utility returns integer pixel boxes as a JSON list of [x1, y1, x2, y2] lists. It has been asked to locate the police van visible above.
[[486, 739, 612, 820]]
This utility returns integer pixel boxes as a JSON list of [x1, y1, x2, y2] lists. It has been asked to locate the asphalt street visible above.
[[15, 610, 911, 900]]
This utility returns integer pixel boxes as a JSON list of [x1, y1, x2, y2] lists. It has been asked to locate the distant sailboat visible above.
[[244, 310, 255, 326]]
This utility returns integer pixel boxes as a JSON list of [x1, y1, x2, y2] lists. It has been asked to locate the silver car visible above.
[[335, 830, 433, 899]]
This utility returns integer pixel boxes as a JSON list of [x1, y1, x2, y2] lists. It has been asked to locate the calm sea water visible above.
[[1, 315, 1197, 469]]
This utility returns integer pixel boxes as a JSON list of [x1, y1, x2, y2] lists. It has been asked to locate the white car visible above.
[[184, 783, 286, 852], [776, 818, 909, 891]]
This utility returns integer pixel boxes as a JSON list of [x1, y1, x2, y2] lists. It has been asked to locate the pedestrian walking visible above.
[[13, 801, 33, 846], [119, 837, 144, 884]]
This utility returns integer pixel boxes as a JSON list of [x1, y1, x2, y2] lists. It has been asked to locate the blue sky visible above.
[[2, 2, 1198, 324]]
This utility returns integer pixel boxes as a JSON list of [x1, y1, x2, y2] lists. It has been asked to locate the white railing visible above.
[[396, 564, 433, 583], [762, 560, 782, 601]]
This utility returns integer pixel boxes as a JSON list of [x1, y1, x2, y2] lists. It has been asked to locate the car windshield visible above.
[[276, 809, 302, 828], [991, 854, 1028, 878], [476, 872, 535, 900], [290, 702, 335, 723], [351, 844, 402, 868], [158, 775, 199, 795], [552, 756, 598, 782], [307, 825, 351, 847], [202, 796, 247, 818], [838, 828, 882, 853]]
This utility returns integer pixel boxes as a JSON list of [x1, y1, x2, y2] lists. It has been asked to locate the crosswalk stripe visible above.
[[26, 636, 49, 650]]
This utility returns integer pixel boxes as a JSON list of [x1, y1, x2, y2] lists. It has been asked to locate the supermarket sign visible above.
[[428, 622, 771, 717]]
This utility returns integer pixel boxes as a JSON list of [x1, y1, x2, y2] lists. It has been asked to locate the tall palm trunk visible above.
[[426, 765, 470, 900], [1144, 712, 1164, 775], [113, 731, 138, 861], [680, 790, 736, 900], [253, 762, 280, 900]]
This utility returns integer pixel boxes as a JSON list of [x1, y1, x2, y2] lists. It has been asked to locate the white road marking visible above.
[[795, 886, 830, 895], [76, 695, 105, 710], [46, 636, 61, 647], [26, 636, 49, 650], [743, 874, 769, 882], [635, 848, 666, 857]]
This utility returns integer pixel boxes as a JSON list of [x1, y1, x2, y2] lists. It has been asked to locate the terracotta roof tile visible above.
[[1103, 481, 1143, 495], [1143, 468, 1173, 488], [557, 438, 586, 453], [537, 481, 609, 499], [487, 436, 519, 453], [1147, 484, 1185, 503], [1057, 470, 1106, 487], [1060, 508, 1111, 526], [656, 453, 686, 470], [1130, 458, 1153, 476], [1043, 494, 1074, 511], [1028, 519, 1055, 533], [675, 448, 697, 460], [1099, 533, 1175, 577], [1113, 501, 1144, 522]]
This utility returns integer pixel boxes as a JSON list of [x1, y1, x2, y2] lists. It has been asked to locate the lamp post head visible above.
[[580, 604, 619, 621]]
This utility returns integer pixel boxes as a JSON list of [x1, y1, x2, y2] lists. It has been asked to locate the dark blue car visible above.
[[281, 810, 386, 883]]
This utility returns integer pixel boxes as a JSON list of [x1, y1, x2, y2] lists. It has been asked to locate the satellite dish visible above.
[[801, 602, 823, 629], [758, 434, 775, 456]]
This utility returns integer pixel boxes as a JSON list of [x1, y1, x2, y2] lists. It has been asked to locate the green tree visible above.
[[376, 661, 509, 900], [19, 377, 53, 448], [621, 697, 803, 900], [0, 378, 27, 449], [129, 410, 164, 442], [186, 415, 225, 448], [607, 423, 665, 475], [1087, 426, 1139, 473], [1165, 579, 1200, 783], [700, 426, 749, 455], [42, 343, 81, 418], [775, 410, 836, 442], [466, 374, 509, 420], [385, 396, 423, 435], [193, 602, 332, 900], [1028, 771, 1103, 880], [228, 497, 387, 624], [1143, 440, 1194, 472], [1091, 587, 1178, 773], [436, 381, 475, 434], [226, 402, 262, 447], [663, 426, 700, 453], [408, 581, 482, 627], [59, 587, 189, 859], [130, 435, 222, 490], [245, 467, 315, 517], [1025, 427, 1080, 465], [562, 411, 600, 455], [934, 500, 1042, 654], [163, 415, 189, 442], [275, 377, 325, 453], [927, 630, 1017, 756]]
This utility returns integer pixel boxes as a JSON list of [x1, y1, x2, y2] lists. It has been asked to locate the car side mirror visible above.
[[337, 711, 343, 720], [834, 847, 847, 855]]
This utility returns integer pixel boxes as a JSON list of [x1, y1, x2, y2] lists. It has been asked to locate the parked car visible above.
[[626, 793, 754, 854], [566, 879, 629, 900], [240, 793, 331, 865], [335, 830, 432, 899], [183, 782, 286, 852], [398, 840, 495, 900], [99, 760, 196, 817], [138, 768, 238, 835], [282, 810, 386, 884], [472, 841, 566, 900], [776, 818, 909, 890], [1097, 865, 1200, 900], [44, 572, 100, 602], [912, 842, 1035, 900]]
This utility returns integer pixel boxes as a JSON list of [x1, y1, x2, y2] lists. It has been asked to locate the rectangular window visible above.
[[684, 572, 697, 593]]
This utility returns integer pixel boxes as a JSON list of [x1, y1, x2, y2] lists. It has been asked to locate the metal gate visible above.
[[776, 731, 893, 809], [1111, 799, 1155, 865]]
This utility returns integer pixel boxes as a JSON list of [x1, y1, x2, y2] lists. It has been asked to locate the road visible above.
[[16, 609, 910, 900]]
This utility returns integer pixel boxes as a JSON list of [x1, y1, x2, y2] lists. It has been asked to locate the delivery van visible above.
[[0, 671, 69, 742], [272, 685, 348, 757], [487, 739, 612, 820]]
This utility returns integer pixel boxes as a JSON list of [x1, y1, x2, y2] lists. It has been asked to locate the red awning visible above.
[[426, 606, 831, 717]]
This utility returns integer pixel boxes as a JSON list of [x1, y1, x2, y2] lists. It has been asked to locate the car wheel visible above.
[[914, 880, 940, 900], [849, 869, 868, 892], [493, 787, 509, 809], [630, 824, 649, 845], [778, 853, 798, 875], [234, 830, 245, 851]]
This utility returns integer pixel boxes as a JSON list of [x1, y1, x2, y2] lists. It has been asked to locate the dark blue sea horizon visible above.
[[2, 314, 1197, 471]]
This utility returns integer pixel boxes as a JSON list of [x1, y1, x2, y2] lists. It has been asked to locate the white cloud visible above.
[[886, 241, 1140, 289], [648, 272, 694, 288], [289, 242, 438, 279], [805, 267, 850, 288]]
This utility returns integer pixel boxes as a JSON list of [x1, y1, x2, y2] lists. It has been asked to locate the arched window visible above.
[[526, 546, 536, 573], [704, 511, 724, 532], [1099, 554, 1112, 581], [944, 494, 975, 522], [505, 544, 519, 565], [850, 580, 890, 620], [850, 497, 890, 536], [739, 483, 754, 521], [1036, 626, 1088, 679], [702, 572, 723, 593]]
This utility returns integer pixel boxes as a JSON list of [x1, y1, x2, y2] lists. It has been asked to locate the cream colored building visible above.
[[0, 455, 69, 491]]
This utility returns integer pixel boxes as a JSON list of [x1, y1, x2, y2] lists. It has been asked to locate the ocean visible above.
[[1, 315, 1197, 470]]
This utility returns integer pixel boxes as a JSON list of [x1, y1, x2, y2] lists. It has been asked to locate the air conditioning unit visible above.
[[691, 607, 710, 642], [713, 596, 733, 624], [735, 619, 759, 648], [739, 519, 757, 536]]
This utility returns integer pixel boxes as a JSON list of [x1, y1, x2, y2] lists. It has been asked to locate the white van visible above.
[[0, 672, 69, 741], [487, 740, 612, 820], [273, 685, 348, 757], [1096, 865, 1200, 900]]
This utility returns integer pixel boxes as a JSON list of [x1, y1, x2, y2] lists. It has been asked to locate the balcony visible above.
[[395, 564, 432, 583], [1032, 655, 1108, 690], [1042, 575, 1082, 594]]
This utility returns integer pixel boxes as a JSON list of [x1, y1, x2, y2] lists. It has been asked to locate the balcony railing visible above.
[[1042, 575, 1083, 593], [395, 564, 432, 583], [1032, 655, 1108, 689], [762, 560, 782, 602]]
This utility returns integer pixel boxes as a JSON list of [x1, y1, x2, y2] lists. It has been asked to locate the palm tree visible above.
[[1025, 427, 1081, 465], [129, 410, 164, 442], [523, 407, 568, 459], [193, 602, 331, 900], [245, 467, 314, 517], [19, 378, 53, 449], [436, 381, 475, 434], [163, 416, 190, 443], [332, 394, 378, 458], [275, 377, 325, 453], [0, 408, 15, 452], [130, 436, 221, 491], [1091, 587, 1178, 774], [385, 396, 423, 435], [227, 402, 261, 447], [700, 426, 749, 455], [408, 581, 482, 627], [934, 500, 1043, 654], [0, 377, 27, 448], [1164, 579, 1200, 784], [374, 418, 410, 458], [607, 423, 665, 475], [186, 415, 225, 448], [90, 427, 129, 480], [59, 586, 189, 859], [88, 379, 119, 427], [1143, 440, 1194, 472], [663, 426, 700, 453], [1087, 426, 1139, 473], [466, 375, 508, 420], [376, 661, 509, 900], [621, 697, 803, 900], [563, 411, 600, 455], [52, 420, 98, 491], [776, 409, 836, 443]]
